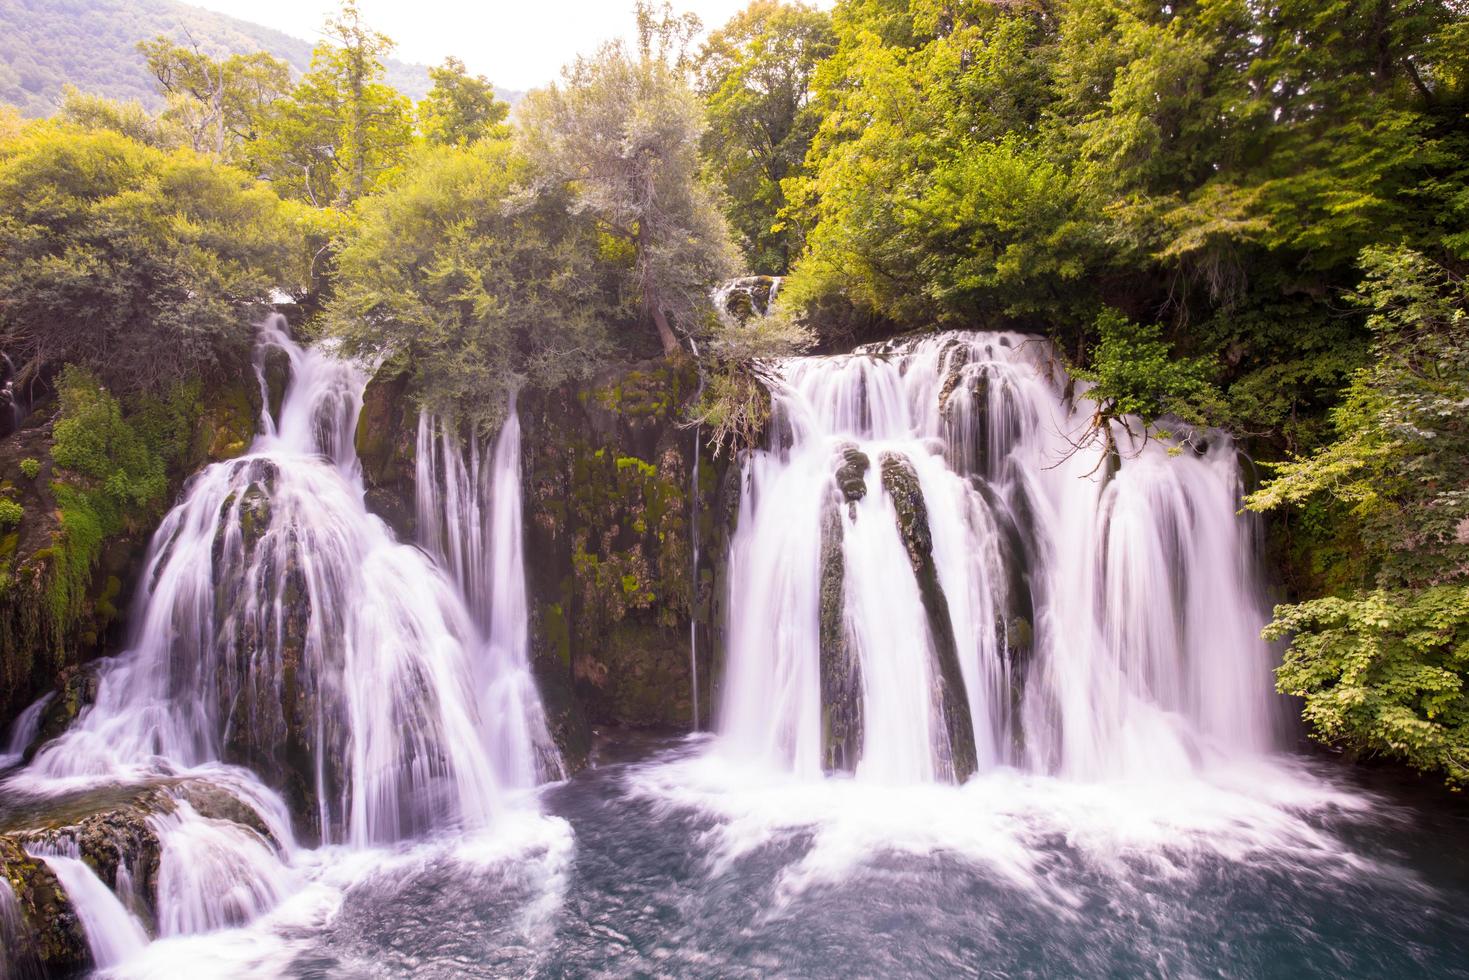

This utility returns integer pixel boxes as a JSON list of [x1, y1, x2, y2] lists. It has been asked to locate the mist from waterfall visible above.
[[717, 331, 1283, 784]]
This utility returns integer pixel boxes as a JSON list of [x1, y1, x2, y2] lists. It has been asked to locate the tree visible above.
[[1251, 247, 1469, 786], [418, 57, 509, 147], [0, 123, 306, 395], [251, 1, 414, 207], [137, 35, 291, 158], [517, 3, 739, 357], [328, 140, 614, 432], [696, 1, 834, 273], [57, 86, 183, 150]]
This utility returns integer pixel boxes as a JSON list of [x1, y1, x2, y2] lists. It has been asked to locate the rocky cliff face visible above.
[[354, 356, 742, 772], [0, 368, 265, 734]]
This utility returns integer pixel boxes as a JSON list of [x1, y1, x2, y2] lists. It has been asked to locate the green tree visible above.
[[328, 140, 615, 432], [696, 1, 834, 273], [251, 1, 414, 207], [518, 3, 739, 357], [138, 35, 291, 158], [418, 57, 509, 147], [1251, 247, 1469, 786], [0, 123, 306, 394]]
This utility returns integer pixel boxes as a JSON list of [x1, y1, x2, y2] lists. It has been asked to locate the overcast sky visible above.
[[186, 0, 831, 92]]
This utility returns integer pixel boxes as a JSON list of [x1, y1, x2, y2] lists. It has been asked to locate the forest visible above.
[[1, 0, 1468, 974]]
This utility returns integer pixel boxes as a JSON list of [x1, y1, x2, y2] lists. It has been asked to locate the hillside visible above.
[[0, 0, 517, 117]]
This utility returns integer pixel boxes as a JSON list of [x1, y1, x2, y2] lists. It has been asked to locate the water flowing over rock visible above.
[[0, 315, 562, 968], [718, 331, 1281, 783], [416, 407, 564, 786]]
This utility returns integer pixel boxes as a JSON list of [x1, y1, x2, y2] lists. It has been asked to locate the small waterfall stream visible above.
[[718, 331, 1281, 782]]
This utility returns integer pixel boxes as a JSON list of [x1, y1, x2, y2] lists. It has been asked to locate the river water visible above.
[[94, 733, 1469, 978]]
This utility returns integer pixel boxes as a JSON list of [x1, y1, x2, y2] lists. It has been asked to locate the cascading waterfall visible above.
[[416, 403, 564, 785], [26, 843, 149, 969], [4, 315, 560, 965], [0, 692, 52, 769], [718, 331, 1281, 783]]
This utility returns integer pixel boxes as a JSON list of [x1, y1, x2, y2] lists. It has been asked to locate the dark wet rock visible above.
[[878, 451, 977, 783], [354, 367, 417, 541], [26, 665, 99, 761], [260, 346, 292, 428], [832, 444, 869, 506], [819, 493, 862, 772], [520, 357, 730, 752]]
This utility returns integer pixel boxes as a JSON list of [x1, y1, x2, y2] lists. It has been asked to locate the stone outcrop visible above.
[[878, 450, 978, 783]]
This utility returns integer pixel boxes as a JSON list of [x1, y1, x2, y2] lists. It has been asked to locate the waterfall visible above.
[[26, 843, 149, 969], [1, 314, 562, 965], [416, 400, 564, 785], [0, 692, 52, 769], [718, 331, 1281, 783], [149, 802, 294, 937]]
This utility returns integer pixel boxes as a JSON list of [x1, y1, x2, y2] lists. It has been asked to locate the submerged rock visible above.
[[878, 451, 978, 783]]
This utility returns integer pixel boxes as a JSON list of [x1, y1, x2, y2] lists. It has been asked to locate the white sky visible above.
[[186, 0, 831, 92]]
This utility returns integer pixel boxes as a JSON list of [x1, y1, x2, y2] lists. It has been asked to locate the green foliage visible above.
[[57, 86, 182, 149], [51, 367, 171, 528], [0, 499, 21, 529], [18, 459, 40, 480], [328, 140, 616, 433], [1250, 248, 1469, 588], [1075, 309, 1221, 436], [775, 0, 1469, 424], [518, 7, 740, 357], [138, 36, 291, 158], [691, 303, 815, 456], [695, 1, 835, 274], [249, 1, 415, 207], [1268, 587, 1469, 786], [1252, 248, 1469, 786], [0, 123, 305, 394], [418, 57, 509, 148], [42, 366, 195, 642]]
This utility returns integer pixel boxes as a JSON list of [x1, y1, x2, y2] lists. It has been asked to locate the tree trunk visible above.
[[647, 283, 681, 357], [637, 221, 681, 357]]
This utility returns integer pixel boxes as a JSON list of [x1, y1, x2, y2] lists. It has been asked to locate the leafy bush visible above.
[[1253, 248, 1469, 785], [0, 499, 21, 528], [18, 458, 40, 480], [0, 124, 305, 395], [1268, 588, 1469, 785]]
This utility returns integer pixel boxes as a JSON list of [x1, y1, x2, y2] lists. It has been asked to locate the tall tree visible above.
[[251, 1, 414, 207], [418, 57, 509, 147], [137, 35, 290, 158], [518, 3, 738, 357], [696, 1, 834, 274]]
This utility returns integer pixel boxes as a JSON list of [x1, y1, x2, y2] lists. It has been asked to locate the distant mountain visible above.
[[0, 0, 521, 118]]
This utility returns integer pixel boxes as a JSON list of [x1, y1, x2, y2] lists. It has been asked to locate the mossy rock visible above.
[[879, 450, 977, 782]]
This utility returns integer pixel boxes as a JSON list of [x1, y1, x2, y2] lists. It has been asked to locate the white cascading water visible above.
[[416, 404, 563, 786], [26, 843, 149, 969], [0, 691, 52, 769], [3, 315, 558, 964], [718, 331, 1281, 783]]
